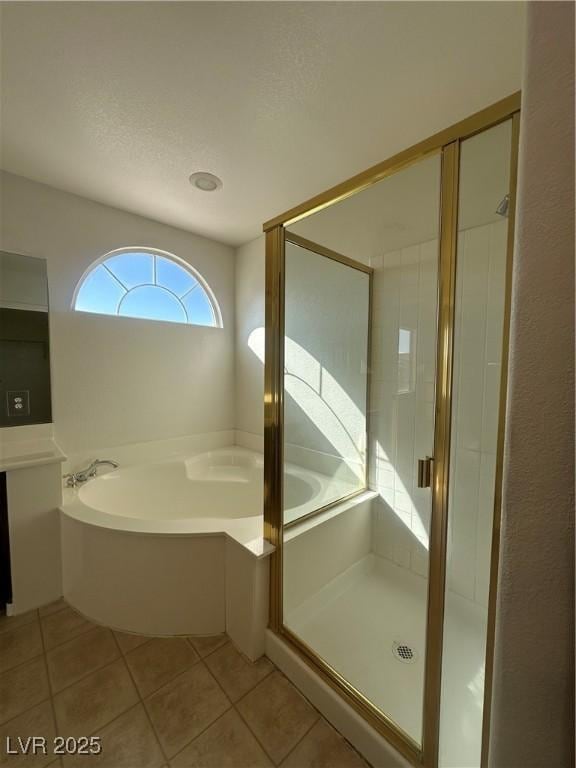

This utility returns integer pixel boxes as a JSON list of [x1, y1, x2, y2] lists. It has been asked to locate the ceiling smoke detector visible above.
[[188, 172, 223, 192]]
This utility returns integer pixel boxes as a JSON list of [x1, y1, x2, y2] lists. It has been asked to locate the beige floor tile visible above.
[[0, 621, 43, 674], [125, 637, 198, 697], [204, 643, 273, 702], [0, 657, 50, 725], [38, 600, 67, 619], [62, 704, 164, 768], [171, 708, 272, 768], [237, 672, 319, 765], [188, 634, 228, 659], [281, 719, 367, 768], [47, 627, 120, 692], [114, 631, 150, 655], [0, 610, 38, 636], [0, 700, 55, 768], [41, 608, 95, 651], [145, 663, 230, 758], [53, 659, 138, 737]]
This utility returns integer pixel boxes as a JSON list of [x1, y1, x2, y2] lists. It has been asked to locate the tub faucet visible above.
[[64, 459, 119, 488]]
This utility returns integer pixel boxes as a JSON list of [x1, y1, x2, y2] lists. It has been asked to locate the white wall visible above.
[[7, 462, 62, 612], [0, 171, 235, 456], [490, 3, 574, 765], [0, 251, 48, 310], [235, 235, 265, 444], [283, 498, 373, 618]]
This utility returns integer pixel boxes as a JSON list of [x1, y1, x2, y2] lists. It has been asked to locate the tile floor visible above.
[[0, 600, 369, 768]]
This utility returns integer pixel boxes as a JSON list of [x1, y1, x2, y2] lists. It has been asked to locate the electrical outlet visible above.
[[7, 390, 30, 418]]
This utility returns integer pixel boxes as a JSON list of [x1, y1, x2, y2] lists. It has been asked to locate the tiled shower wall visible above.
[[369, 238, 438, 581], [370, 219, 507, 609], [448, 219, 507, 607]]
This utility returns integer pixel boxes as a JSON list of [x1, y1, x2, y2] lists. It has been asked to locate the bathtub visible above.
[[59, 445, 332, 658], [63, 447, 324, 538]]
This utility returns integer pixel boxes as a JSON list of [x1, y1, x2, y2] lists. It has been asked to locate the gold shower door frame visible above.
[[262, 93, 521, 768]]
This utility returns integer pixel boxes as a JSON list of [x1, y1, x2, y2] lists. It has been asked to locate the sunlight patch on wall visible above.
[[248, 327, 365, 480]]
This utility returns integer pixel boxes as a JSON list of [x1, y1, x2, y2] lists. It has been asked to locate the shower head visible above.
[[496, 194, 510, 217]]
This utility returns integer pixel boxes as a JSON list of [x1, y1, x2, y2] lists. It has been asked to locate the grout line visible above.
[[0, 608, 44, 682], [275, 714, 319, 767], [46, 628, 122, 698], [0, 694, 53, 730], [0, 608, 39, 635], [41, 622, 97, 654], [37, 607, 60, 742], [54, 658, 142, 741], [39, 630, 164, 751], [270, 668, 324, 762], [115, 634, 155, 657], [315, 716, 372, 768], [164, 649, 277, 764], [137, 664, 202, 703], [81, 699, 164, 767], [231, 666, 319, 767], [168, 702, 235, 765], [201, 645, 276, 705], [185, 634, 230, 660], [0, 649, 46, 678], [110, 631, 169, 767], [123, 639, 202, 701], [198, 661, 280, 765], [38, 600, 69, 621], [147, 659, 234, 762], [199, 657, 233, 705], [233, 699, 280, 765]]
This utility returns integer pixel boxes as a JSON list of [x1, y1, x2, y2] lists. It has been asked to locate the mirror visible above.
[[0, 251, 52, 427]]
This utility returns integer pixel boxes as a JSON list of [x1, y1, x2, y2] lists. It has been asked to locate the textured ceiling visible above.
[[0, 2, 525, 246]]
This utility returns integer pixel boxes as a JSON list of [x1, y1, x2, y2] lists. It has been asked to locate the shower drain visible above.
[[392, 641, 418, 664]]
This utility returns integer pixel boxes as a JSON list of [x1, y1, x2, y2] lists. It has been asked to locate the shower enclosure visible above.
[[263, 94, 520, 768]]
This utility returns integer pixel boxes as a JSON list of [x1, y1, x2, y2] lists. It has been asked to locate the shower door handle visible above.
[[417, 457, 433, 488]]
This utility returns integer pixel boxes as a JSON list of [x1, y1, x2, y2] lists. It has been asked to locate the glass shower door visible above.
[[439, 118, 515, 768], [282, 235, 370, 526], [280, 153, 442, 749]]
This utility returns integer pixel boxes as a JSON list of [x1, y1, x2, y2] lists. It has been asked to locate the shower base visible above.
[[286, 553, 486, 768]]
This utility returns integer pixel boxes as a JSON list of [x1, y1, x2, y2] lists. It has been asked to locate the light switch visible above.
[[7, 390, 30, 418]]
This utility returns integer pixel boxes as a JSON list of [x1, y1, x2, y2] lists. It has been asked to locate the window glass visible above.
[[182, 287, 216, 327], [75, 265, 125, 314], [118, 285, 186, 323], [105, 251, 154, 289], [156, 256, 198, 296], [74, 250, 220, 327]]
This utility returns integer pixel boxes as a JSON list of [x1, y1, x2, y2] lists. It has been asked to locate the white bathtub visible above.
[[59, 445, 334, 656], [63, 447, 326, 540]]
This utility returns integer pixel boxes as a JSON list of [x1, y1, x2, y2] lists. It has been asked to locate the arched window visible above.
[[73, 248, 222, 327]]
